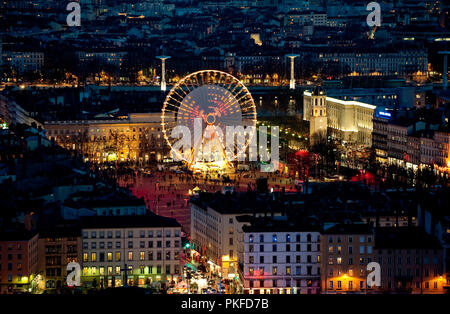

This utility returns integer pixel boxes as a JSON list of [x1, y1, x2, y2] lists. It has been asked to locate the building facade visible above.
[[37, 227, 81, 291], [304, 89, 376, 147], [0, 231, 39, 294], [45, 113, 168, 163], [320, 224, 376, 294], [242, 219, 321, 294], [80, 215, 182, 288]]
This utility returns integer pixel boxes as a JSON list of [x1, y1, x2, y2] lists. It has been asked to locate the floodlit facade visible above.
[[304, 88, 376, 147], [45, 113, 167, 163]]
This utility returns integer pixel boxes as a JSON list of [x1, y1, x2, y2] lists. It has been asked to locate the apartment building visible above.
[[242, 217, 321, 294], [320, 224, 376, 294], [374, 227, 445, 294], [0, 230, 39, 294], [37, 226, 81, 291], [190, 192, 283, 278], [80, 215, 182, 288], [2, 51, 44, 73]]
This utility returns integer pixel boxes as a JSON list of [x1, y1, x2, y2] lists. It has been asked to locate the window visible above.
[[273, 244, 277, 252], [115, 231, 121, 238], [328, 246, 333, 253], [360, 246, 365, 254], [128, 241, 133, 249], [286, 266, 291, 275], [140, 252, 145, 261], [91, 253, 96, 262], [107, 252, 112, 261], [115, 252, 121, 261], [249, 267, 254, 276], [272, 267, 277, 275], [337, 257, 342, 265], [259, 267, 264, 275], [260, 256, 264, 263], [249, 256, 254, 264], [128, 252, 133, 261], [272, 234, 277, 243], [286, 234, 291, 242], [259, 235, 264, 243], [128, 231, 133, 238], [249, 235, 254, 243]]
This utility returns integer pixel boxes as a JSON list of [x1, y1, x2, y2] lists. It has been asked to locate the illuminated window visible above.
[[328, 246, 333, 253], [337, 257, 342, 265], [128, 251, 133, 261], [107, 252, 112, 261], [100, 267, 105, 275], [115, 252, 121, 261], [91, 253, 96, 262], [273, 267, 277, 275], [249, 267, 254, 276], [140, 252, 145, 261], [115, 266, 120, 275]]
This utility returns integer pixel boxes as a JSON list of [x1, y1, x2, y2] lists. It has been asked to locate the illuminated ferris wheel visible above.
[[161, 70, 257, 170]]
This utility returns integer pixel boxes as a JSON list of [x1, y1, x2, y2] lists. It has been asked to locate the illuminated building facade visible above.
[[80, 215, 182, 288], [321, 224, 376, 294], [242, 220, 321, 294], [372, 116, 450, 170], [304, 88, 376, 147], [0, 231, 39, 294], [45, 113, 168, 163]]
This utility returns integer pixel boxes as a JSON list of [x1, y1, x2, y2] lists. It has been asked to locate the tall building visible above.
[[80, 215, 182, 288], [242, 217, 321, 294]]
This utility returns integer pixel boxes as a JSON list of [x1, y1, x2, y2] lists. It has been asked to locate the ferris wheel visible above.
[[161, 70, 257, 169]]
